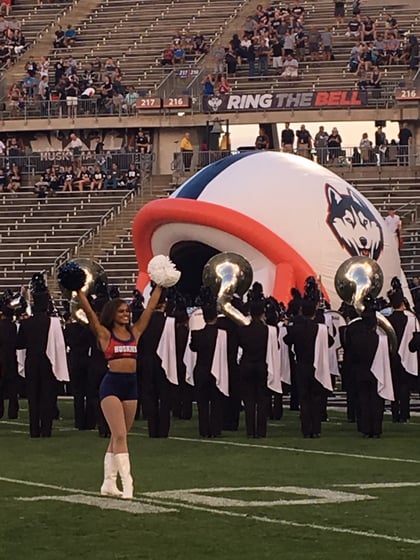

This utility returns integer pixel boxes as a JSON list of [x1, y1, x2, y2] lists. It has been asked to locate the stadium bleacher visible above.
[[0, 0, 418, 300]]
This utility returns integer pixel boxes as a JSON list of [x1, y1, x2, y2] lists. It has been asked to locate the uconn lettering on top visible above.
[[203, 91, 368, 113]]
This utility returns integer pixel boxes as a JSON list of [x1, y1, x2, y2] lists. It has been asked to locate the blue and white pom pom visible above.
[[58, 262, 86, 291], [147, 255, 181, 288]]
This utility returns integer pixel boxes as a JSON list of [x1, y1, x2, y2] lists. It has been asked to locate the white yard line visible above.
[[159, 434, 420, 465], [1, 475, 419, 545]]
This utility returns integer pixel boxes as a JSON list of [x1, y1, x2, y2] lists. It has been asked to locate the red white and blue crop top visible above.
[[104, 331, 137, 361]]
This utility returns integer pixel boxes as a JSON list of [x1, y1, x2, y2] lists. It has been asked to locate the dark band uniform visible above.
[[238, 319, 270, 438]]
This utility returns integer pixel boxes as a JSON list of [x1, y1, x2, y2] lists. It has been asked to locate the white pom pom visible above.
[[147, 255, 181, 288]]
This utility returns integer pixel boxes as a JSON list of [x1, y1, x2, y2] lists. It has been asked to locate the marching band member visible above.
[[17, 287, 69, 438], [283, 299, 333, 438], [388, 290, 419, 423], [190, 288, 229, 438], [346, 310, 394, 438], [238, 283, 281, 439]]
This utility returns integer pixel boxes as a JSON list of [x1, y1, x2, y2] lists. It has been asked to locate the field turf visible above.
[[1, 400, 420, 560]]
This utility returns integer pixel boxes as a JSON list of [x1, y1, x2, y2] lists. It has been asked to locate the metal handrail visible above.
[[51, 186, 138, 279]]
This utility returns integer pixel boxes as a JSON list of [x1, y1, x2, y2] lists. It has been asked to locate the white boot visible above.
[[114, 452, 134, 499], [100, 452, 123, 497]]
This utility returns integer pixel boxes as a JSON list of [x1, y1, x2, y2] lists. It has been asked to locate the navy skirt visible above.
[[99, 371, 138, 402]]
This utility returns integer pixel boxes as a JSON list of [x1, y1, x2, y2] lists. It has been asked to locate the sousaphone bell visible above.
[[202, 252, 253, 326], [334, 256, 397, 354], [58, 258, 107, 324]]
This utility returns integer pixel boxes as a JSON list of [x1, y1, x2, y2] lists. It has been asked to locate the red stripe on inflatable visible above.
[[132, 198, 328, 303]]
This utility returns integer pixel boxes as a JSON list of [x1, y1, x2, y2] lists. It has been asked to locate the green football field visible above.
[[1, 400, 420, 560]]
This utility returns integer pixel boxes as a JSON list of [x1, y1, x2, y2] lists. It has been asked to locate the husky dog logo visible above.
[[325, 184, 384, 260], [207, 96, 223, 112]]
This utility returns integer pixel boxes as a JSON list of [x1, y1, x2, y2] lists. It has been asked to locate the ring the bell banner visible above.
[[203, 90, 368, 113]]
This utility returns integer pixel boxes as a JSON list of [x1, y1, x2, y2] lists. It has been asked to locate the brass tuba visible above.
[[202, 252, 253, 326], [58, 258, 107, 324], [334, 256, 397, 354]]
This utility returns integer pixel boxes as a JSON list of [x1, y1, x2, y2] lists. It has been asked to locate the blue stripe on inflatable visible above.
[[174, 151, 259, 200]]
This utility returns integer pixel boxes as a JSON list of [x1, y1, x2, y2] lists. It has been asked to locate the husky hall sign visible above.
[[203, 90, 368, 113]]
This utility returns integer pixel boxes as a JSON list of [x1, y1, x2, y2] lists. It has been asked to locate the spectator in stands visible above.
[[202, 73, 215, 95], [255, 128, 269, 150], [225, 46, 237, 76], [99, 76, 113, 113], [54, 25, 65, 49], [359, 133, 373, 165], [125, 162, 140, 190], [307, 26, 321, 62], [54, 57, 65, 86], [296, 125, 312, 159], [385, 14, 399, 39], [64, 24, 77, 49], [271, 36, 283, 73], [180, 132, 193, 172], [281, 122, 294, 153], [8, 82, 22, 117], [351, 147, 362, 166], [352, 0, 361, 16], [0, 0, 11, 17], [0, 40, 9, 68], [283, 30, 295, 57], [173, 44, 185, 64], [291, 1, 305, 23], [91, 165, 105, 191], [375, 126, 387, 164], [229, 33, 241, 62], [80, 85, 96, 114], [0, 167, 6, 192], [104, 162, 122, 190], [135, 130, 151, 154], [62, 165, 75, 192], [327, 127, 343, 164], [244, 16, 257, 38], [74, 165, 92, 192], [193, 32, 208, 55], [0, 15, 7, 35], [217, 75, 231, 94], [295, 28, 306, 62], [38, 75, 50, 117], [65, 77, 79, 119], [321, 27, 333, 61], [104, 57, 117, 79], [80, 62, 95, 89], [362, 16, 376, 43], [213, 44, 226, 74], [369, 65, 382, 89], [386, 34, 401, 65], [398, 122, 412, 166], [281, 54, 299, 80], [314, 126, 329, 165], [124, 86, 139, 114], [247, 39, 256, 78], [49, 167, 61, 194], [407, 34, 419, 72], [333, 0, 345, 26], [35, 169, 50, 199], [161, 45, 174, 67], [92, 57, 103, 82], [256, 38, 270, 77], [68, 132, 83, 168], [7, 136, 21, 164], [345, 17, 362, 40], [6, 163, 21, 193], [39, 56, 50, 81]]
